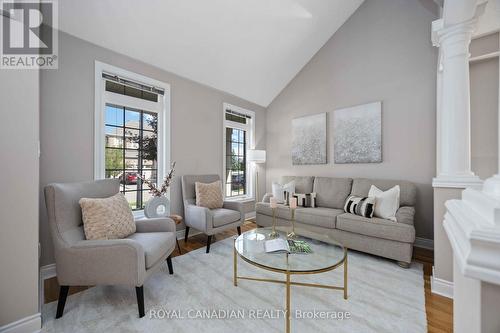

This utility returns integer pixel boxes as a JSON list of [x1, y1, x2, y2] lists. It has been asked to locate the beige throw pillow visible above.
[[368, 185, 400, 222], [195, 180, 223, 209], [79, 193, 136, 240]]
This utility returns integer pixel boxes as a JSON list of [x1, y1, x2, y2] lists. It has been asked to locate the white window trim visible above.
[[222, 103, 256, 201], [94, 61, 171, 216]]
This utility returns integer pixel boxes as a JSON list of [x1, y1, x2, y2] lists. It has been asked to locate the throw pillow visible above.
[[368, 185, 400, 222], [79, 193, 136, 240], [195, 180, 224, 209], [293, 193, 317, 208], [344, 195, 375, 218], [272, 181, 295, 204]]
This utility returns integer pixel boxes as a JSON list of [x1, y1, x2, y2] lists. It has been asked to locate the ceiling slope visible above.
[[58, 0, 364, 106]]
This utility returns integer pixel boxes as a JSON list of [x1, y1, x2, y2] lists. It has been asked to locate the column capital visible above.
[[431, 0, 488, 48], [432, 18, 477, 58]]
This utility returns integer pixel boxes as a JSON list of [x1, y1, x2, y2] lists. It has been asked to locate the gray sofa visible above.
[[256, 176, 417, 267]]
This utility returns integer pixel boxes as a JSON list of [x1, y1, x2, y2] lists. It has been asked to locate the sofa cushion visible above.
[[313, 177, 353, 209], [256, 202, 292, 220], [281, 176, 314, 193], [295, 207, 343, 229], [336, 213, 415, 243], [351, 178, 416, 207], [211, 208, 241, 227], [126, 232, 176, 268]]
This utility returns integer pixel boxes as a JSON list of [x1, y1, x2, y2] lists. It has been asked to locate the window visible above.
[[223, 104, 255, 199], [95, 62, 170, 211]]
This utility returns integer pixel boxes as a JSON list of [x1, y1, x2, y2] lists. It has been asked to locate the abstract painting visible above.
[[333, 102, 382, 163], [291, 113, 327, 165]]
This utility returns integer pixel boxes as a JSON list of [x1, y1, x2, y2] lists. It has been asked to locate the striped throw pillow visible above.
[[344, 195, 375, 218], [292, 193, 317, 208]]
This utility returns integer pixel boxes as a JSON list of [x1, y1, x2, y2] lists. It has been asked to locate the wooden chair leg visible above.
[[166, 256, 173, 274], [237, 226, 241, 235], [184, 227, 190, 242], [136, 286, 145, 318], [55, 285, 69, 319], [206, 235, 212, 253]]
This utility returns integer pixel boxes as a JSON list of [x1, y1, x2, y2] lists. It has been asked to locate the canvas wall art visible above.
[[291, 112, 327, 165], [333, 102, 382, 163]]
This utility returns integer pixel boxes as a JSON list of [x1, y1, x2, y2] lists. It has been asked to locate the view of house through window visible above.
[[105, 104, 158, 210], [224, 107, 254, 198], [225, 127, 246, 197]]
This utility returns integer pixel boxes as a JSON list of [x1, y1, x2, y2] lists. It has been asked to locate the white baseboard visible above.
[[40, 263, 56, 280], [415, 237, 434, 250], [0, 313, 41, 333], [431, 266, 454, 299]]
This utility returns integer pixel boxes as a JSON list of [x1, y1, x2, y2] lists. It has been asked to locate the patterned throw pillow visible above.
[[344, 195, 375, 218], [79, 193, 136, 240], [195, 180, 224, 209], [291, 193, 317, 208]]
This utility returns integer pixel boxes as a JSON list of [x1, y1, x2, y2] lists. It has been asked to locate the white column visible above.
[[432, 18, 482, 188]]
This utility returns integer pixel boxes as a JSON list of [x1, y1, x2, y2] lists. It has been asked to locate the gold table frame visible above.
[[233, 237, 348, 333]]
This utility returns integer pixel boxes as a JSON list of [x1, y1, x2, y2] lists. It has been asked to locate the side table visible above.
[[169, 214, 183, 254]]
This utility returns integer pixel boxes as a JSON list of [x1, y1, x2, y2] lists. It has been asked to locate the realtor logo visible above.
[[1, 0, 58, 69]]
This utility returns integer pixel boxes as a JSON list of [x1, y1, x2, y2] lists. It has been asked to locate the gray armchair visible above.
[[181, 174, 245, 253], [44, 179, 177, 319]]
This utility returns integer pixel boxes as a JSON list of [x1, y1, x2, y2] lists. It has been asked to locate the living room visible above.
[[1, 0, 499, 332]]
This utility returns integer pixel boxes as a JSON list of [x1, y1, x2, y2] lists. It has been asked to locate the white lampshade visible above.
[[247, 149, 266, 163]]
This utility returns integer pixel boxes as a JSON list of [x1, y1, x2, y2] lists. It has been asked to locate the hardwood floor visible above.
[[43, 220, 453, 332]]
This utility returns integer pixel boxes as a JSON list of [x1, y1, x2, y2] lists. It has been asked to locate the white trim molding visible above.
[[431, 266, 454, 299], [93, 61, 171, 212], [444, 188, 500, 285], [0, 313, 41, 333], [222, 103, 256, 200], [432, 176, 483, 189]]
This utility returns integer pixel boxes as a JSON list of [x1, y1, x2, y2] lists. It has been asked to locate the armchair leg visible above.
[[237, 226, 241, 235], [166, 256, 173, 274], [136, 286, 145, 318], [206, 235, 212, 253], [55, 286, 69, 319], [184, 227, 190, 242], [176, 239, 182, 254]]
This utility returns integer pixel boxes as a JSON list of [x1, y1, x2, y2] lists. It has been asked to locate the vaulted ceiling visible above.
[[58, 0, 364, 106]]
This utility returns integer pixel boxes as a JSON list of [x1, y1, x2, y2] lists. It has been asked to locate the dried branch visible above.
[[138, 161, 176, 197]]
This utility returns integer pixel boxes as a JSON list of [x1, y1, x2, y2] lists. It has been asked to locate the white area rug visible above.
[[42, 237, 427, 333]]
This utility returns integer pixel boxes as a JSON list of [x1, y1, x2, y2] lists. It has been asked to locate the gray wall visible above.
[[470, 33, 499, 180], [265, 0, 439, 239], [40, 31, 266, 266], [0, 52, 40, 323]]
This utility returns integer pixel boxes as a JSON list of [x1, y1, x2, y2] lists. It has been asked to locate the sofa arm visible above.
[[396, 206, 415, 226], [262, 193, 273, 203], [185, 204, 211, 232], [223, 200, 245, 221], [135, 217, 176, 233], [58, 239, 146, 286]]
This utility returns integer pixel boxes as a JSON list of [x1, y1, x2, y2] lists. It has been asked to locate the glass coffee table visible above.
[[233, 227, 348, 333]]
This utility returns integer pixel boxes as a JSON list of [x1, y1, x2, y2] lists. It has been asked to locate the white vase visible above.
[[144, 196, 170, 218]]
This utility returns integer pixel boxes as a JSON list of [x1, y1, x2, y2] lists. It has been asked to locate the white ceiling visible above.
[[58, 0, 364, 106]]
